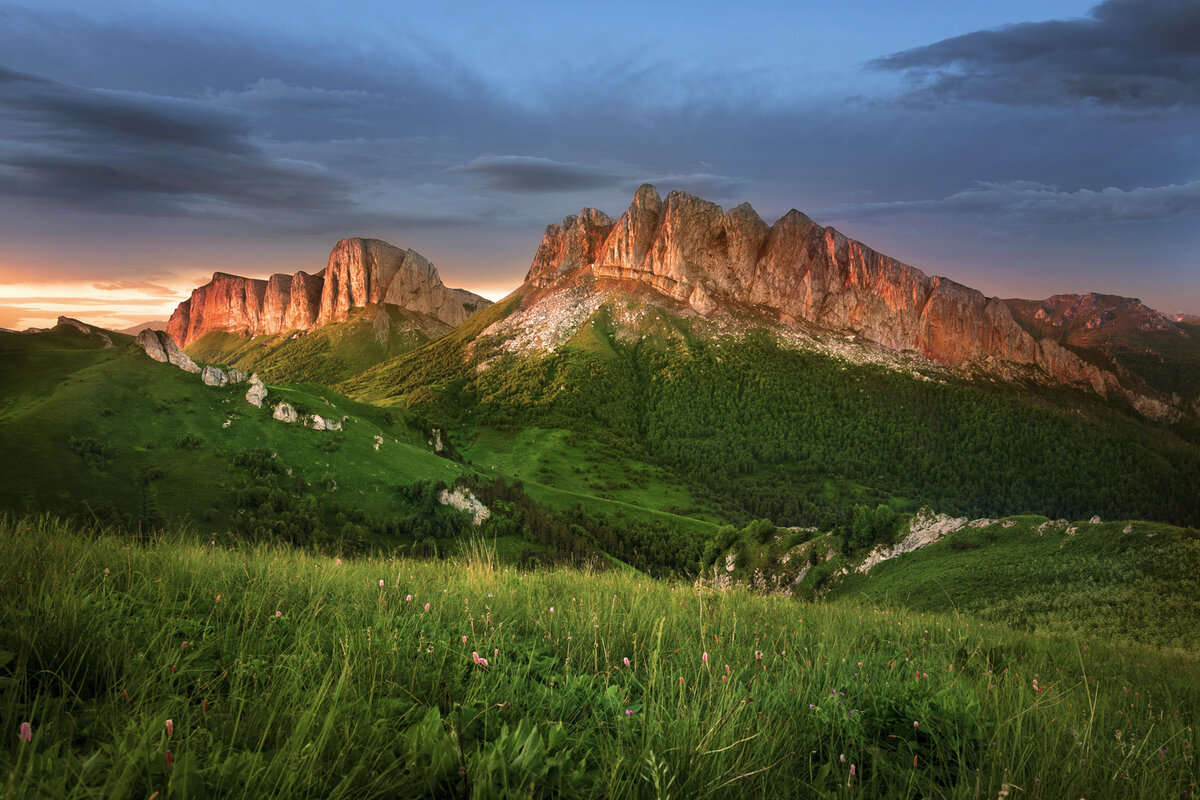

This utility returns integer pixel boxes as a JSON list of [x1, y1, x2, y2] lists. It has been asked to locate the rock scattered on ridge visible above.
[[245, 375, 268, 408], [272, 403, 299, 423], [201, 366, 229, 387], [136, 329, 201, 373]]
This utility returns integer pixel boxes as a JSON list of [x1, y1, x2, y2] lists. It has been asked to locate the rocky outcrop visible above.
[[521, 185, 1146, 403], [856, 511, 970, 573], [438, 486, 491, 525], [57, 316, 113, 348], [168, 238, 491, 346], [245, 374, 268, 407], [136, 329, 201, 373]]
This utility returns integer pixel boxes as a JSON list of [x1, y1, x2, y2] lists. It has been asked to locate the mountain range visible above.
[[164, 185, 1195, 421], [2, 184, 1198, 549]]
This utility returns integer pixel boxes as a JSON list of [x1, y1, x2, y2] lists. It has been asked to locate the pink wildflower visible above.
[[18, 722, 31, 744], [424, 602, 430, 612], [336, 558, 342, 566], [702, 652, 708, 663], [850, 764, 856, 778], [549, 607, 554, 613], [623, 657, 630, 667], [462, 635, 468, 643], [406, 594, 412, 602], [275, 611, 282, 617], [913, 720, 919, 729], [165, 719, 174, 737], [379, 579, 384, 587]]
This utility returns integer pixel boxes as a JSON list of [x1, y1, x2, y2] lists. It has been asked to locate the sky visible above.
[[0, 0, 1197, 330]]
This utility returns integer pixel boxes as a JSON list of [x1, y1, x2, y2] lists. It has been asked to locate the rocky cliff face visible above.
[[168, 238, 490, 346], [522, 185, 1137, 400]]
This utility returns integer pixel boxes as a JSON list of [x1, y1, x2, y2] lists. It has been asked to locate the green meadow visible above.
[[2, 517, 1197, 799]]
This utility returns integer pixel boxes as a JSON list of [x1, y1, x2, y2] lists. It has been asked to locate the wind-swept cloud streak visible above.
[[872, 0, 1200, 110], [835, 179, 1200, 224]]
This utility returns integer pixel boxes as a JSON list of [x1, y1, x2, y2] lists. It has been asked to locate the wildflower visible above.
[[550, 607, 554, 613], [755, 651, 763, 660], [702, 652, 708, 663], [406, 594, 412, 602], [104, 568, 109, 575], [679, 677, 684, 686], [275, 611, 282, 617], [379, 579, 385, 587], [165, 719, 174, 737], [623, 657, 630, 667], [18, 722, 32, 744], [424, 602, 430, 612], [166, 749, 173, 768], [850, 764, 856, 779], [913, 720, 919, 729], [625, 709, 633, 716], [462, 635, 468, 643], [336, 558, 342, 566], [215, 594, 221, 602], [494, 648, 499, 657]]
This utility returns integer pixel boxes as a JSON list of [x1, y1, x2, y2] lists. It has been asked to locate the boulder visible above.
[[272, 402, 298, 423], [245, 378, 268, 408], [201, 366, 228, 387], [135, 329, 200, 373]]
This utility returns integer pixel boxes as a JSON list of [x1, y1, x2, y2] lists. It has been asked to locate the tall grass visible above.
[[1, 515, 1197, 798]]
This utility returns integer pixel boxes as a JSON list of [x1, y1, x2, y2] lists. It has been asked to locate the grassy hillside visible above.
[[704, 514, 1200, 654], [343, 302, 1200, 528], [0, 322, 720, 571], [2, 516, 1196, 799], [0, 323, 463, 538], [185, 304, 452, 385]]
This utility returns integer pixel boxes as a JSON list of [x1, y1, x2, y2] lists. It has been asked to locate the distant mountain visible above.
[[168, 238, 491, 347], [1006, 293, 1200, 404], [118, 320, 167, 335]]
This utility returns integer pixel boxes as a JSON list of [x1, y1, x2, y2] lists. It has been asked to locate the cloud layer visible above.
[[838, 179, 1200, 223], [874, 0, 1200, 109]]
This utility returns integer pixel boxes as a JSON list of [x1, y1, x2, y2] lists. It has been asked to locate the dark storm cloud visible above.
[[0, 66, 355, 216], [0, 66, 253, 153], [450, 156, 618, 192], [873, 0, 1200, 109], [450, 156, 746, 203], [836, 179, 1200, 223]]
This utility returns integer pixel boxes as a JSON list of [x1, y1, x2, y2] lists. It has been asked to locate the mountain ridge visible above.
[[509, 184, 1183, 418]]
